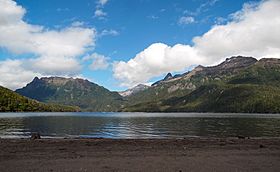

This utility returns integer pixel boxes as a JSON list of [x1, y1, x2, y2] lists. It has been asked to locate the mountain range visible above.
[[1, 56, 280, 113], [123, 56, 280, 113]]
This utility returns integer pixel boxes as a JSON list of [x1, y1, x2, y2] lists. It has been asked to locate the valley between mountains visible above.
[[1, 56, 280, 113]]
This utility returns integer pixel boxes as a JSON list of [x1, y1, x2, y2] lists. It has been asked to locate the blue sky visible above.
[[1, 0, 279, 91]]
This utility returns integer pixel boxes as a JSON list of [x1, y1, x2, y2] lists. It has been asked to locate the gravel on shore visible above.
[[0, 137, 280, 172]]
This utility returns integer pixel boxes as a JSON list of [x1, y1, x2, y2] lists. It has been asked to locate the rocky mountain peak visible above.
[[32, 77, 91, 87], [163, 73, 173, 80], [40, 77, 71, 86], [33, 76, 40, 81], [257, 58, 280, 67], [217, 56, 257, 69], [192, 65, 205, 73], [201, 56, 257, 76], [151, 73, 174, 86]]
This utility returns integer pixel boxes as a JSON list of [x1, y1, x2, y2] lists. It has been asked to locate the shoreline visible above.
[[1, 136, 280, 139], [1, 137, 280, 171]]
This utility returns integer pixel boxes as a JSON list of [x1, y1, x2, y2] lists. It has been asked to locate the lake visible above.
[[0, 112, 280, 139]]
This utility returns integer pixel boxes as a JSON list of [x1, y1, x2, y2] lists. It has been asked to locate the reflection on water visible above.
[[0, 112, 280, 138]]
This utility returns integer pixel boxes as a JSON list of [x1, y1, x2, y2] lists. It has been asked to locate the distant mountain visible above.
[[123, 56, 280, 113], [0, 85, 79, 112], [119, 84, 150, 97], [16, 77, 124, 111]]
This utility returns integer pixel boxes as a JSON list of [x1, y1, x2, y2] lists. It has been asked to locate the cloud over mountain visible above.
[[113, 0, 280, 87]]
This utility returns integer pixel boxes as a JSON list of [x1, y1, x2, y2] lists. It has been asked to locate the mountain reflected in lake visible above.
[[0, 112, 280, 138]]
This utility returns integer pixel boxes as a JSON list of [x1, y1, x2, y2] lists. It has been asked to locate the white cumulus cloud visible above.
[[0, 59, 42, 90], [113, 43, 202, 87], [83, 53, 109, 70], [0, 0, 96, 90], [113, 0, 280, 87], [193, 0, 280, 60]]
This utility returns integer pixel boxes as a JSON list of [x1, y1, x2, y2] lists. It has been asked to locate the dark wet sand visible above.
[[0, 138, 280, 172]]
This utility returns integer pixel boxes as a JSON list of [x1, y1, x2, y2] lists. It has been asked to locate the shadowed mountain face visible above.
[[0, 86, 79, 112], [123, 56, 280, 113], [16, 77, 124, 111]]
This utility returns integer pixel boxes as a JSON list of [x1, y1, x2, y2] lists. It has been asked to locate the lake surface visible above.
[[0, 112, 280, 139]]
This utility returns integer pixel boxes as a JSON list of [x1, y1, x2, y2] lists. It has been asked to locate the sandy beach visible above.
[[0, 138, 279, 172]]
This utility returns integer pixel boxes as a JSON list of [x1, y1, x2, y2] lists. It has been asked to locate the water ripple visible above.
[[0, 112, 280, 138]]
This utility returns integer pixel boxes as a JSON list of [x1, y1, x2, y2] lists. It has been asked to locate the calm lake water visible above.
[[0, 112, 280, 139]]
